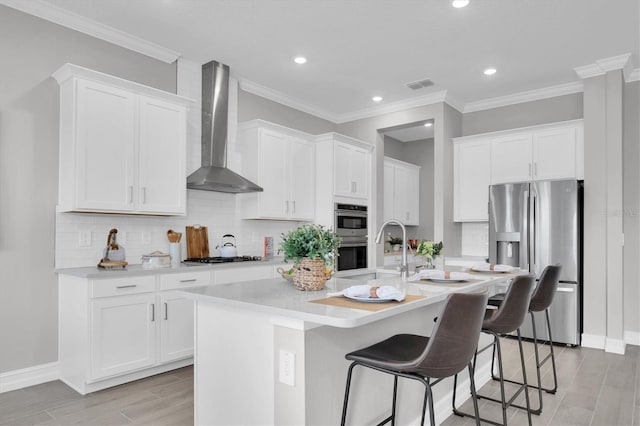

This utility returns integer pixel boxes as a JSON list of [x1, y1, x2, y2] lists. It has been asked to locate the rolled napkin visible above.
[[409, 270, 472, 282], [471, 263, 516, 272], [327, 285, 405, 301]]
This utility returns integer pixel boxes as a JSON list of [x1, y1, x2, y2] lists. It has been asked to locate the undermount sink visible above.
[[342, 271, 400, 281]]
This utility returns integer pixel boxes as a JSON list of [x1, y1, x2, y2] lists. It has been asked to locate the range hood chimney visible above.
[[186, 61, 263, 193]]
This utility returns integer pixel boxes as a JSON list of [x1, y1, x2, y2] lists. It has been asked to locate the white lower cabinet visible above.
[[90, 293, 157, 380], [59, 270, 210, 394], [159, 291, 195, 363]]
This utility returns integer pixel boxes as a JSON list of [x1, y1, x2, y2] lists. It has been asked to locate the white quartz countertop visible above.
[[55, 258, 287, 279], [181, 269, 520, 328]]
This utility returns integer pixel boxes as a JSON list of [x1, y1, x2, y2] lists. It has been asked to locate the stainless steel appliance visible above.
[[489, 179, 582, 346], [334, 203, 368, 271]]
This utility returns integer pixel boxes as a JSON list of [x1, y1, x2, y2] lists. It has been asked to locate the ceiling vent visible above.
[[405, 78, 434, 90]]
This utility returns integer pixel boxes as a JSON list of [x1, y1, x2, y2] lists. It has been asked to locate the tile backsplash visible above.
[[55, 190, 299, 268], [461, 222, 489, 257]]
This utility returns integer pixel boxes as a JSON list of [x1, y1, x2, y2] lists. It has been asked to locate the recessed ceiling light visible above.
[[424, 122, 433, 127], [372, 96, 383, 102], [484, 68, 497, 76], [452, 0, 470, 8], [293, 56, 307, 64]]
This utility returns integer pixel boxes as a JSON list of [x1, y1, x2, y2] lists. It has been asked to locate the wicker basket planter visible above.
[[293, 258, 328, 291]]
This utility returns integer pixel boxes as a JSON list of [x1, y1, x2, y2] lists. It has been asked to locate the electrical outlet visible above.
[[78, 231, 92, 247], [279, 349, 295, 386]]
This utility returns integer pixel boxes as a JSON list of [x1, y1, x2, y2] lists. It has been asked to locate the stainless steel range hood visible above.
[[187, 61, 263, 193]]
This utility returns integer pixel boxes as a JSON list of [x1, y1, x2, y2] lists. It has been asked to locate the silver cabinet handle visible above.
[[116, 284, 136, 289], [141, 187, 146, 204], [151, 303, 155, 322], [179, 279, 197, 283], [128, 186, 133, 203], [164, 302, 168, 320]]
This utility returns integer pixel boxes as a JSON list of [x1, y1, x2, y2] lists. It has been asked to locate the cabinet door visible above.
[[383, 162, 395, 221], [490, 133, 532, 184], [75, 80, 136, 211], [288, 137, 315, 220], [138, 96, 187, 214], [454, 140, 491, 221], [405, 166, 420, 225], [349, 147, 369, 199], [532, 127, 576, 180], [90, 293, 156, 380], [333, 142, 353, 196], [159, 291, 194, 362], [393, 166, 411, 224], [258, 129, 288, 218]]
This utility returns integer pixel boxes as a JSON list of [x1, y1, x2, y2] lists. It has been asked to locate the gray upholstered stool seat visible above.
[[340, 291, 489, 426], [487, 264, 562, 415], [453, 274, 536, 426]]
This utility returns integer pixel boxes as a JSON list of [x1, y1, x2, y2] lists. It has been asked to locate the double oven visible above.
[[334, 203, 368, 271]]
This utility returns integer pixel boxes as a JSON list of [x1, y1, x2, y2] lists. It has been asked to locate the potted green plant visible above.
[[416, 240, 443, 269], [280, 224, 342, 291], [388, 236, 403, 252]]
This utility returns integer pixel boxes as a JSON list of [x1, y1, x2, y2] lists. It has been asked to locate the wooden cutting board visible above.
[[186, 226, 209, 258]]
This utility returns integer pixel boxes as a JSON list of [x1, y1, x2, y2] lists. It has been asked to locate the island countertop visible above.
[[181, 270, 520, 328]]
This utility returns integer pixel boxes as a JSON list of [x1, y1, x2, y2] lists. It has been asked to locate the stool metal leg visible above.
[[545, 308, 559, 394], [391, 375, 398, 426], [341, 362, 357, 426], [516, 329, 533, 425]]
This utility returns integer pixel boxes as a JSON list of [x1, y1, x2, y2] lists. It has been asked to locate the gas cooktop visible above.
[[184, 256, 263, 264]]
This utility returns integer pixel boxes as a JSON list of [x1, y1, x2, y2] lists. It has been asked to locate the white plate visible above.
[[428, 278, 468, 283], [344, 294, 397, 303]]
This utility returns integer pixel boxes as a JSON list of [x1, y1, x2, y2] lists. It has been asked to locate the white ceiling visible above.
[[15, 0, 640, 122]]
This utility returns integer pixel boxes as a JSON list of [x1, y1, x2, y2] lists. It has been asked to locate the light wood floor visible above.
[[1, 339, 638, 425]]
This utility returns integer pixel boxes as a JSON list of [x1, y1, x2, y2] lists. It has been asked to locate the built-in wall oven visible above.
[[334, 203, 368, 271]]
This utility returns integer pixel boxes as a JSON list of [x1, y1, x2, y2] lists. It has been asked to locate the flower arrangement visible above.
[[416, 240, 443, 259], [280, 224, 342, 266], [388, 236, 404, 246]]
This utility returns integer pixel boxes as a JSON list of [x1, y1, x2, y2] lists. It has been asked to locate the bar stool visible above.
[[340, 291, 489, 426], [487, 264, 562, 414], [453, 274, 536, 426]]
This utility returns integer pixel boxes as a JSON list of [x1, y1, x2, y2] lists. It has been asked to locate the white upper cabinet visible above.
[[238, 121, 315, 221], [490, 120, 583, 184], [383, 157, 420, 226], [53, 63, 192, 215], [333, 141, 370, 199], [454, 139, 491, 222], [454, 120, 584, 222]]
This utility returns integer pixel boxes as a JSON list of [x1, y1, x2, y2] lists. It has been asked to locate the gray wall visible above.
[[238, 90, 336, 135], [0, 5, 176, 373], [462, 92, 584, 136], [623, 80, 640, 334]]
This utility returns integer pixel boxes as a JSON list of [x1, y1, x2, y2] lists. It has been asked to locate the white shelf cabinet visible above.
[[238, 121, 315, 221], [59, 269, 210, 394], [53, 63, 192, 215], [383, 157, 420, 225], [333, 141, 370, 199], [453, 139, 491, 222], [453, 119, 584, 222]]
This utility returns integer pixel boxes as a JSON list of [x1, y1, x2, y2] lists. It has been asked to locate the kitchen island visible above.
[[182, 270, 519, 425]]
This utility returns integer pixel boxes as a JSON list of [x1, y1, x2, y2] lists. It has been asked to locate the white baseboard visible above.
[[581, 333, 606, 349], [0, 362, 58, 393], [605, 338, 626, 355], [624, 331, 640, 346]]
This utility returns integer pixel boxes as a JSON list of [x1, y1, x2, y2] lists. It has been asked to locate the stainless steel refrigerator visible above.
[[489, 179, 582, 346]]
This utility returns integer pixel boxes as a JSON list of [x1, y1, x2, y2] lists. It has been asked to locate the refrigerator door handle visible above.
[[522, 190, 530, 270]]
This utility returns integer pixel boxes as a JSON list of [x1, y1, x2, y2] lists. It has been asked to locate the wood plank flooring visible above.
[[0, 340, 638, 425]]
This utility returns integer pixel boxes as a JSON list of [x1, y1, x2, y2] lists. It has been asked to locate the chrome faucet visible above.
[[375, 219, 408, 281]]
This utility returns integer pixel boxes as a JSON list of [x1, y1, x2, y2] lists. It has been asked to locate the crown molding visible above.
[[628, 68, 640, 83], [574, 52, 632, 80], [335, 90, 450, 123], [238, 78, 340, 123], [463, 81, 584, 113], [0, 0, 180, 63]]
